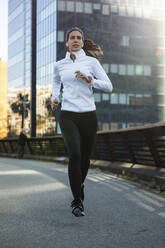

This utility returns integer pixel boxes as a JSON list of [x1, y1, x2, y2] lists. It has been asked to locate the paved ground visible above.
[[0, 157, 165, 248]]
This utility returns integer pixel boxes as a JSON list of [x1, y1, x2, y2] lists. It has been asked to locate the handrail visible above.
[[1, 122, 165, 168]]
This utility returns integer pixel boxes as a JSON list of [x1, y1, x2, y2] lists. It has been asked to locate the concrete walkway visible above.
[[0, 157, 165, 248]]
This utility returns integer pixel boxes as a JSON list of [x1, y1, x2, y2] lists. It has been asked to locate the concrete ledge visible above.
[[0, 153, 165, 185], [90, 160, 165, 185]]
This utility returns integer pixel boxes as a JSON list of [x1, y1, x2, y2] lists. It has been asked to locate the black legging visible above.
[[60, 110, 97, 200]]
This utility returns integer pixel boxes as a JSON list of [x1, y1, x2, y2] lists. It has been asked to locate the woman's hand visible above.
[[75, 71, 92, 83], [51, 99, 59, 111]]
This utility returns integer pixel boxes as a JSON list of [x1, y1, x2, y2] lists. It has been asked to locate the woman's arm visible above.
[[91, 58, 113, 92]]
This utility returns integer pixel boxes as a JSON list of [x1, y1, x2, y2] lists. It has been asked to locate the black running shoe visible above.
[[81, 183, 85, 201], [71, 199, 85, 217]]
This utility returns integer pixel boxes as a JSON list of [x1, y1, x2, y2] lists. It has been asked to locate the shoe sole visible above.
[[72, 208, 85, 217]]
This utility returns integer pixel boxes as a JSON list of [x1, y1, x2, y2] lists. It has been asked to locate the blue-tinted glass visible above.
[[8, 37, 24, 58], [37, 13, 57, 40], [8, 0, 24, 15], [8, 13, 24, 37], [8, 62, 24, 81]]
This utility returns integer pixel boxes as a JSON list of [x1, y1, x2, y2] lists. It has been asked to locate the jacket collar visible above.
[[65, 49, 86, 61]]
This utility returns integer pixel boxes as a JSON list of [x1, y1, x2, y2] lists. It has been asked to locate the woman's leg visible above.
[[60, 116, 82, 200], [79, 112, 98, 183]]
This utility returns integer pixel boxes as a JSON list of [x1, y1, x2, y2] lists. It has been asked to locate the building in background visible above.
[[0, 58, 8, 139], [8, 0, 165, 136]]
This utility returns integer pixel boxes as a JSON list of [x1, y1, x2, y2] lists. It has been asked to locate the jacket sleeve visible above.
[[51, 63, 61, 102], [91, 58, 113, 92]]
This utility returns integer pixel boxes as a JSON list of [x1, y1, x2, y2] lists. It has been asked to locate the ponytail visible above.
[[83, 39, 103, 61]]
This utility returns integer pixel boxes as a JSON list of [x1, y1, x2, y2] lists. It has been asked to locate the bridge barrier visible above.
[[0, 122, 165, 168]]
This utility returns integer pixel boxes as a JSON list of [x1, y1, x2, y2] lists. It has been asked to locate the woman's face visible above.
[[66, 30, 84, 52]]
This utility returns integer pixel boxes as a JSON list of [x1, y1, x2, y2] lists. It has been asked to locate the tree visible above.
[[10, 93, 30, 128], [45, 97, 53, 117]]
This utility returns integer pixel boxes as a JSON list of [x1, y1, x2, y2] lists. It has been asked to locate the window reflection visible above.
[[76, 2, 83, 13]]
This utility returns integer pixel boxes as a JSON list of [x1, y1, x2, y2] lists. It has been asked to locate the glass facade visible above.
[[8, 0, 165, 136], [8, 0, 32, 136], [0, 59, 8, 139], [36, 0, 57, 136]]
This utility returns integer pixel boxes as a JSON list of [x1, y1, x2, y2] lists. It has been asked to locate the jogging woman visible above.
[[52, 27, 113, 217]]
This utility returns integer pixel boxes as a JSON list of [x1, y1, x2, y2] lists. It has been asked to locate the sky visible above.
[[0, 0, 8, 62]]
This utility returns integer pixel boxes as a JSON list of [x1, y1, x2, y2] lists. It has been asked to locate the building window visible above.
[[157, 37, 165, 48], [8, 52, 24, 68], [144, 65, 151, 76], [84, 3, 92, 14], [128, 0, 135, 5], [119, 64, 126, 75], [9, 4, 24, 23], [110, 0, 119, 4], [94, 93, 101, 102], [111, 93, 118, 104], [135, 0, 143, 7], [128, 94, 135, 105], [119, 6, 126, 16], [110, 64, 118, 73], [121, 0, 128, 5], [102, 93, 109, 101], [127, 65, 135, 75], [128, 123, 135, 128], [102, 5, 109, 15], [40, 31, 56, 49], [8, 28, 24, 46], [119, 94, 127, 104], [102, 123, 109, 131], [143, 8, 151, 19], [122, 123, 127, 129], [102, 64, 109, 73], [111, 122, 118, 130], [120, 36, 129, 47], [40, 2, 56, 21], [57, 31, 64, 42], [57, 1, 66, 11], [135, 7, 142, 18], [93, 3, 101, 10], [136, 65, 144, 75], [157, 65, 165, 77], [135, 94, 144, 105], [128, 94, 143, 105], [143, 94, 152, 105], [66, 1, 75, 12], [111, 5, 118, 14], [75, 2, 83, 13], [157, 94, 165, 105], [127, 6, 134, 17], [40, 62, 54, 78]]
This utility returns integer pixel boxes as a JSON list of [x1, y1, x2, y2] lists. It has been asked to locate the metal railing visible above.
[[1, 122, 165, 168]]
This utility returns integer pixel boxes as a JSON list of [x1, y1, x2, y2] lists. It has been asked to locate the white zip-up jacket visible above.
[[52, 49, 113, 112]]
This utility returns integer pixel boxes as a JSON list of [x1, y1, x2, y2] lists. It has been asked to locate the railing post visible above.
[[142, 130, 162, 168], [2, 142, 8, 153], [26, 139, 33, 154], [121, 133, 136, 164], [103, 134, 116, 161], [38, 140, 44, 155], [9, 141, 15, 153]]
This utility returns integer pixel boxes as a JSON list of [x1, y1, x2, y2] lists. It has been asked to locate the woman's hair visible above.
[[66, 27, 103, 61], [66, 27, 84, 42]]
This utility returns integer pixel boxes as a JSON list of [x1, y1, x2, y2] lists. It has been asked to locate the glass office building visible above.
[[0, 59, 8, 139], [8, 0, 165, 136], [8, 0, 32, 136]]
